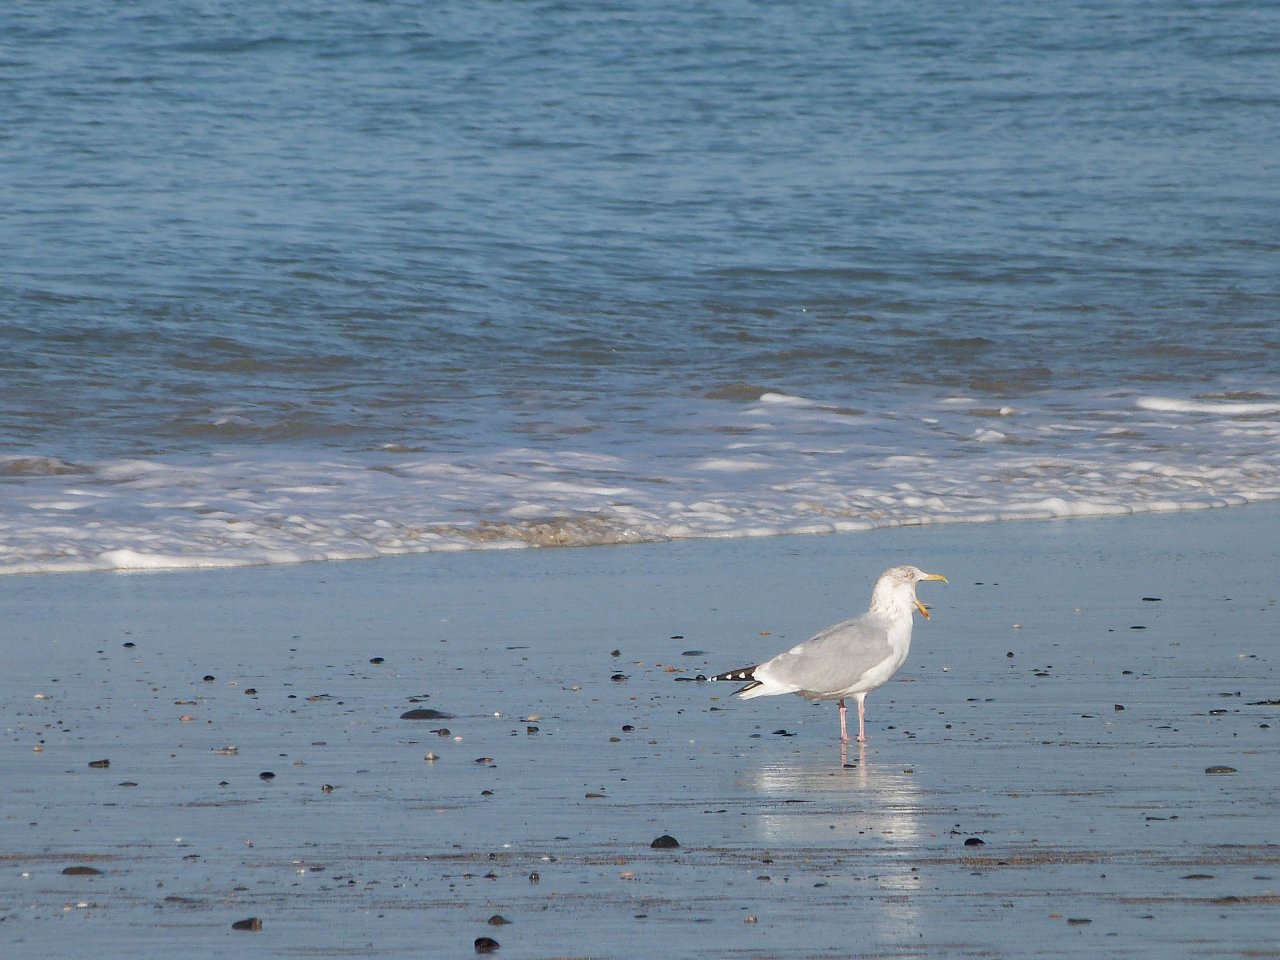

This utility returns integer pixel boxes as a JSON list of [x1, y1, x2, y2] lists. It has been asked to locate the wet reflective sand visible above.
[[2, 506, 1277, 958]]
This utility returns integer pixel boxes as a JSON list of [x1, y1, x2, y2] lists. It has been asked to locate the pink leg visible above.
[[838, 698, 849, 743], [857, 696, 867, 743]]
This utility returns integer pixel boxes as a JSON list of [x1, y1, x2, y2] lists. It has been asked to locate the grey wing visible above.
[[758, 614, 894, 696]]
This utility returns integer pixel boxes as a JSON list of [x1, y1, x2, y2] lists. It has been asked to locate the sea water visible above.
[[2, 0, 1278, 574]]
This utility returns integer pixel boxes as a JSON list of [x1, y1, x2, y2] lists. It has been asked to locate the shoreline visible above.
[[2, 503, 1277, 958], [4, 492, 1278, 578]]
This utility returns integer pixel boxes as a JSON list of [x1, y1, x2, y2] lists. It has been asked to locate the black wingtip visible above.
[[710, 665, 763, 695], [710, 665, 757, 683]]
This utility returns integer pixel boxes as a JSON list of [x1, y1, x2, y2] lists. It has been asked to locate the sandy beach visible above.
[[2, 504, 1278, 959]]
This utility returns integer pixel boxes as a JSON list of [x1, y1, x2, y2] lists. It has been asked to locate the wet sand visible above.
[[2, 505, 1278, 959]]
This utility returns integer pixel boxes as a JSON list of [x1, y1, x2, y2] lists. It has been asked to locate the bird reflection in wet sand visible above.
[[712, 565, 947, 742]]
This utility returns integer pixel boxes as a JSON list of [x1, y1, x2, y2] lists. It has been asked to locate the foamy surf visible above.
[[2, 390, 1276, 575]]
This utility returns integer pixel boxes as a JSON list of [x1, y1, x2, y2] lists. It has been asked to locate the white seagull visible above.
[[711, 565, 947, 743]]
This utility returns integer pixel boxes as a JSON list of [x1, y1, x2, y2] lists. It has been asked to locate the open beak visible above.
[[914, 573, 947, 619]]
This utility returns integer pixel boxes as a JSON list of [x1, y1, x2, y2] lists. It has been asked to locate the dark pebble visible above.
[[122, 641, 135, 648], [88, 759, 110, 769], [400, 708, 454, 720], [622, 724, 634, 732], [1205, 765, 1237, 775], [474, 757, 494, 764], [610, 673, 629, 682], [232, 917, 263, 931], [244, 688, 257, 695], [474, 937, 500, 953], [203, 675, 216, 682], [369, 657, 385, 664], [681, 650, 704, 657], [1066, 917, 1091, 925], [1181, 873, 1214, 880], [1006, 651, 1014, 658], [526, 725, 539, 734], [62, 865, 102, 876], [650, 834, 680, 849], [610, 649, 621, 657], [487, 914, 511, 925], [1130, 625, 1146, 630], [1115, 704, 1125, 711], [963, 837, 985, 846], [118, 781, 138, 787], [259, 771, 276, 781], [321, 783, 334, 793], [1141, 597, 1162, 602]]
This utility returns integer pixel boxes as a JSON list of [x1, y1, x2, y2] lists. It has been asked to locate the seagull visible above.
[[711, 565, 947, 743]]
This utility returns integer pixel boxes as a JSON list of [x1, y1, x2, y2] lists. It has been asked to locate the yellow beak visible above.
[[914, 573, 947, 619]]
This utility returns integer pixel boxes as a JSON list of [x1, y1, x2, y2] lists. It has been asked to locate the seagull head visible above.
[[870, 564, 948, 619]]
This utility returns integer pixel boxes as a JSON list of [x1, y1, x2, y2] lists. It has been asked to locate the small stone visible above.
[[1066, 917, 1091, 925], [232, 917, 263, 931], [370, 657, 385, 664], [528, 871, 540, 883], [963, 837, 985, 847], [611, 673, 629, 682], [400, 708, 453, 720], [650, 834, 680, 849], [244, 688, 257, 695], [1114, 704, 1125, 711], [88, 759, 110, 769], [1205, 766, 1237, 775], [203, 675, 216, 682], [118, 781, 138, 787], [259, 771, 276, 781], [474, 936, 500, 953], [474, 757, 494, 765], [1141, 597, 1162, 602], [487, 914, 511, 925], [62, 866, 103, 876], [321, 783, 334, 793]]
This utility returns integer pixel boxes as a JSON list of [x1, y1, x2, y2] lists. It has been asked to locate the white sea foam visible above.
[[1, 389, 1277, 576], [1136, 396, 1280, 415]]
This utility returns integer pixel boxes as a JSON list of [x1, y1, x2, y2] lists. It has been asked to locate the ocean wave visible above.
[[2, 389, 1277, 576]]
